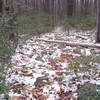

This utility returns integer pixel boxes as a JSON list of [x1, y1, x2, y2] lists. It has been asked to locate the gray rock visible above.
[[58, 44, 66, 49], [35, 56, 44, 62], [34, 76, 49, 88]]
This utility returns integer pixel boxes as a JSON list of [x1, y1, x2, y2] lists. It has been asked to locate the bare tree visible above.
[[0, 0, 3, 13], [96, 0, 100, 43]]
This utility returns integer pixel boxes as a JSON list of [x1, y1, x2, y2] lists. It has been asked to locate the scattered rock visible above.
[[34, 77, 49, 88]]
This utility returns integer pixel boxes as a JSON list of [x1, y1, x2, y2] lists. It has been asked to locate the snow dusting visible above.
[[6, 29, 100, 100]]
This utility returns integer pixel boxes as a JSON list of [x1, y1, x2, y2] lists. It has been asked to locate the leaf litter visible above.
[[6, 29, 100, 100]]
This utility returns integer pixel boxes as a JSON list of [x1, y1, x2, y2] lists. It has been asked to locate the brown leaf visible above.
[[31, 88, 48, 100], [60, 54, 73, 60], [9, 96, 31, 100], [19, 73, 33, 77]]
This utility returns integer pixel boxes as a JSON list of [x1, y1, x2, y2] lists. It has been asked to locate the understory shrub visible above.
[[77, 84, 100, 100], [0, 15, 17, 98]]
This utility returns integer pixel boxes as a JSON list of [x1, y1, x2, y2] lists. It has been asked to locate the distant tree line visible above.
[[0, 0, 100, 43], [0, 0, 97, 17]]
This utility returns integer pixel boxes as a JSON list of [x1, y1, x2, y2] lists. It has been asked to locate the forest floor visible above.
[[6, 28, 100, 100]]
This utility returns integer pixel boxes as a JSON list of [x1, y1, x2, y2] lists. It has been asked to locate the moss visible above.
[[77, 84, 100, 100], [59, 14, 96, 30], [0, 68, 9, 99], [16, 10, 54, 39]]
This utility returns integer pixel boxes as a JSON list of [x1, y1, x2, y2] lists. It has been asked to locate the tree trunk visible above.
[[67, 0, 74, 16], [0, 0, 3, 13], [96, 0, 100, 43]]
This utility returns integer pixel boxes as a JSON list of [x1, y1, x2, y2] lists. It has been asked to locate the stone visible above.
[[34, 77, 49, 88], [35, 56, 44, 62]]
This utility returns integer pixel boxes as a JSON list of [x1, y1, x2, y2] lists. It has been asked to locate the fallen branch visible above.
[[76, 35, 88, 40], [37, 38, 100, 48]]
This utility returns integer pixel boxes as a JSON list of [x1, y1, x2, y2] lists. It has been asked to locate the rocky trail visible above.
[[6, 28, 100, 100]]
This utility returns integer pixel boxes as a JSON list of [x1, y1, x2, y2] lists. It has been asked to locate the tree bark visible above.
[[96, 0, 100, 43], [67, 0, 74, 16], [0, 0, 3, 13]]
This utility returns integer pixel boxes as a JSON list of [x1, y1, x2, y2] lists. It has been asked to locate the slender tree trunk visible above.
[[96, 0, 100, 43], [67, 0, 74, 16], [0, 0, 3, 13], [2, 0, 6, 15]]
